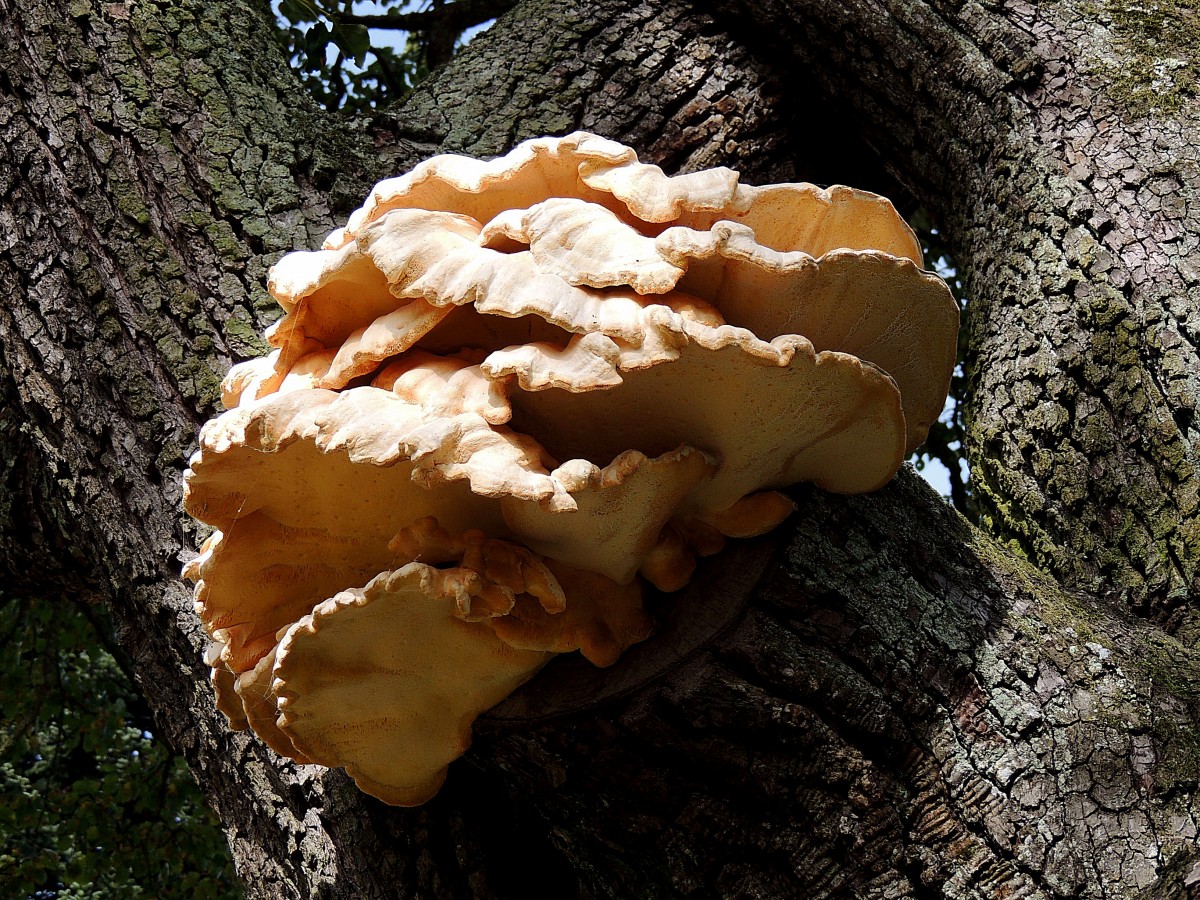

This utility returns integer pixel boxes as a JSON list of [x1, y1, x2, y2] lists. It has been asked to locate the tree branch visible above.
[[329, 0, 517, 32]]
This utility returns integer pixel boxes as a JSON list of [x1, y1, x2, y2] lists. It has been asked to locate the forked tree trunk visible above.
[[1, 0, 1197, 897]]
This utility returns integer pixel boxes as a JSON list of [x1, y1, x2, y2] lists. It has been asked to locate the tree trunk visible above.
[[1, 0, 1196, 897]]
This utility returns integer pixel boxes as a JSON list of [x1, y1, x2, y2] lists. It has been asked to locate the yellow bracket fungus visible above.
[[183, 132, 958, 805]]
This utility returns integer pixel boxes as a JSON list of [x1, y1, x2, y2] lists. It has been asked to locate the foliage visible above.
[[274, 0, 427, 113], [272, 0, 516, 114], [0, 595, 241, 900]]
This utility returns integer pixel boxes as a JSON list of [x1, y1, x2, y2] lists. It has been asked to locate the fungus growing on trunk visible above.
[[182, 132, 958, 805]]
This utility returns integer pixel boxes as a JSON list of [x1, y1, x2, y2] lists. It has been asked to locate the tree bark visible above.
[[1, 0, 1196, 898]]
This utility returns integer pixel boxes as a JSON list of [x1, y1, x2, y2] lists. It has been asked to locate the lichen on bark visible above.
[[1075, 0, 1200, 116]]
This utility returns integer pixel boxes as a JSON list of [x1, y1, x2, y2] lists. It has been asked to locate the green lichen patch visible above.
[[222, 309, 269, 358], [1081, 0, 1200, 116]]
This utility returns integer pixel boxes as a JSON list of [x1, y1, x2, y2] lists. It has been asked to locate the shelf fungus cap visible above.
[[272, 564, 550, 806], [656, 223, 958, 452], [480, 198, 685, 293], [339, 130, 745, 238], [498, 322, 909, 518]]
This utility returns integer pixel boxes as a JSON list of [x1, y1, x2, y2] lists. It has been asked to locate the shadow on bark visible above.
[[274, 472, 1041, 899]]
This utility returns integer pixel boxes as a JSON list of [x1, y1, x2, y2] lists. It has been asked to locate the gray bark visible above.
[[0, 0, 1196, 898]]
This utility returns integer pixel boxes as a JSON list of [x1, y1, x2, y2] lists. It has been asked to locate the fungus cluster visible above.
[[183, 132, 958, 805]]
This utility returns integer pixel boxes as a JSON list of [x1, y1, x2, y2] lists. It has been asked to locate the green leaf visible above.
[[277, 0, 311, 25], [331, 23, 371, 66], [0, 591, 241, 897], [305, 21, 332, 61]]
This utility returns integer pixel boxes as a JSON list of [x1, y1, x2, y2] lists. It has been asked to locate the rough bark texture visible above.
[[706, 0, 1200, 632], [1, 0, 1196, 897]]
